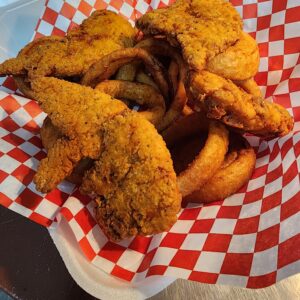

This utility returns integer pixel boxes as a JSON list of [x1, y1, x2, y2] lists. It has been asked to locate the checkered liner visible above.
[[1, 0, 300, 289]]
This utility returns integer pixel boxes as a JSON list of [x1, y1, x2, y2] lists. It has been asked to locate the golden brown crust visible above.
[[40, 117, 93, 185], [32, 77, 180, 241], [0, 11, 137, 79], [31, 77, 127, 140], [234, 77, 262, 98], [206, 32, 260, 80], [34, 138, 83, 193], [31, 77, 127, 192], [81, 111, 181, 241], [189, 70, 294, 137], [136, 0, 242, 71]]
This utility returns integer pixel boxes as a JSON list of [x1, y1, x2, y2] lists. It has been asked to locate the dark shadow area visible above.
[[0, 206, 96, 300]]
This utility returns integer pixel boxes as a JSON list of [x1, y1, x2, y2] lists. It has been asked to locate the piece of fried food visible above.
[[95, 80, 166, 127], [40, 116, 62, 150], [189, 70, 294, 137], [31, 77, 181, 242], [183, 133, 256, 203], [13, 76, 37, 99], [162, 112, 229, 197], [136, 0, 242, 71], [31, 77, 127, 192], [234, 77, 262, 98], [81, 111, 181, 241], [0, 10, 137, 80], [206, 32, 260, 80], [40, 117, 93, 185]]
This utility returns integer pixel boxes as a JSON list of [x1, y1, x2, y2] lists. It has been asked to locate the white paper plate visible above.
[[49, 219, 175, 300], [0, 1, 175, 298]]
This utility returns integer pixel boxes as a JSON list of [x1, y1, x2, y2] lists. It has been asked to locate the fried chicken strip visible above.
[[0, 10, 137, 79], [31, 77, 127, 139], [31, 79, 181, 241], [136, 0, 242, 71], [31, 77, 127, 192], [189, 71, 294, 137], [81, 111, 181, 241]]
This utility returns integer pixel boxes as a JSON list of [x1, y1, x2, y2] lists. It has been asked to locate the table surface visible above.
[[1, 206, 300, 300]]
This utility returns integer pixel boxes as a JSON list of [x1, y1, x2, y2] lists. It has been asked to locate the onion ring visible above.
[[162, 112, 208, 145], [115, 62, 138, 81], [163, 112, 229, 197], [168, 60, 178, 95], [135, 70, 158, 90], [135, 38, 188, 131], [95, 80, 165, 126], [184, 134, 256, 203], [81, 48, 169, 100]]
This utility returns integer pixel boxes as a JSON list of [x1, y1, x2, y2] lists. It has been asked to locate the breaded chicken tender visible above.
[[31, 77, 181, 241], [31, 77, 127, 192], [81, 111, 181, 241], [137, 0, 242, 71], [189, 71, 294, 137], [0, 10, 137, 79]]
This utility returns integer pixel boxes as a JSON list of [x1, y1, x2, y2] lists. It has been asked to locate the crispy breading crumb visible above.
[[81, 111, 181, 241]]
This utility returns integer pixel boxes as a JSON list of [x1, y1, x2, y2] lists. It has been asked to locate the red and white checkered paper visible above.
[[1, 0, 300, 289]]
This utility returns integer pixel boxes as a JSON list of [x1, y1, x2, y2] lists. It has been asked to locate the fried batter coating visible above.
[[31, 77, 127, 139], [190, 71, 294, 137], [31, 77, 127, 192], [0, 10, 137, 79], [206, 32, 260, 80], [34, 138, 83, 192], [31, 78, 180, 239], [136, 0, 242, 71], [40, 117, 93, 185], [81, 111, 181, 241], [234, 77, 262, 98], [40, 116, 63, 150]]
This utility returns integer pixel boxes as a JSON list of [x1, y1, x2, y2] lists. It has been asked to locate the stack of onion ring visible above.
[[81, 38, 189, 132], [95, 80, 165, 127], [163, 113, 256, 203], [184, 134, 256, 203]]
